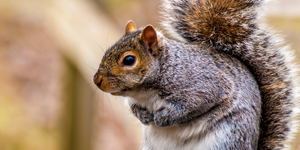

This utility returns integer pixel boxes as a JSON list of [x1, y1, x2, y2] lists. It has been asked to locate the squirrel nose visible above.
[[93, 73, 103, 88]]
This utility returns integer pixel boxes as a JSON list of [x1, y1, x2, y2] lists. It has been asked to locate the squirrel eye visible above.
[[122, 55, 136, 66]]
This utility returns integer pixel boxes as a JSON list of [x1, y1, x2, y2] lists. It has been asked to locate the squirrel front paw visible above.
[[154, 108, 173, 127], [131, 105, 154, 125]]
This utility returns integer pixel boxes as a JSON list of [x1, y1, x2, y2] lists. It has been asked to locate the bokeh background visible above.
[[0, 0, 299, 150]]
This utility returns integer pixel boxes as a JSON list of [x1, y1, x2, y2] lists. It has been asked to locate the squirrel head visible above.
[[93, 20, 161, 96]]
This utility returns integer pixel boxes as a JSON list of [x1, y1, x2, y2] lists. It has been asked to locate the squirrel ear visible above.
[[125, 20, 137, 34], [142, 25, 159, 58]]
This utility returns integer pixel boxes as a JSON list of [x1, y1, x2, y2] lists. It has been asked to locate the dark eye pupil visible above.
[[123, 55, 136, 66]]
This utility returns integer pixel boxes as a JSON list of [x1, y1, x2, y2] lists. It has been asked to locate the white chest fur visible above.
[[125, 90, 167, 112], [142, 118, 223, 150], [125, 90, 222, 150]]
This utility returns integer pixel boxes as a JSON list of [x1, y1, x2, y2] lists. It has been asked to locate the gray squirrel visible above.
[[93, 0, 300, 149]]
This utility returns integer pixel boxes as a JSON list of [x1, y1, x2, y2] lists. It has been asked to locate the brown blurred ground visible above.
[[0, 0, 299, 150]]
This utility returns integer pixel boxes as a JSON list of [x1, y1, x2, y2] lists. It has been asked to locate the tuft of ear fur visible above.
[[142, 25, 159, 58], [125, 20, 137, 34]]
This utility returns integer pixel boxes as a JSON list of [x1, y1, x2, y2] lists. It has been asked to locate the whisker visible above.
[[101, 91, 104, 116], [90, 37, 105, 53], [106, 94, 115, 119], [96, 90, 100, 109], [84, 56, 97, 71], [106, 29, 110, 50], [95, 90, 101, 116], [90, 86, 99, 103], [86, 81, 95, 88]]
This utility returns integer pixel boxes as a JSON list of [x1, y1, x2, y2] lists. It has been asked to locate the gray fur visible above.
[[161, 0, 300, 149], [94, 0, 300, 149], [134, 38, 261, 149]]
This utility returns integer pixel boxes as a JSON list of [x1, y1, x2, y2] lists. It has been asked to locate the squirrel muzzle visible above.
[[93, 73, 103, 89], [93, 72, 118, 94]]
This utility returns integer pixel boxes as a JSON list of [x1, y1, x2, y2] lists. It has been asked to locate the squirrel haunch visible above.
[[161, 0, 300, 149]]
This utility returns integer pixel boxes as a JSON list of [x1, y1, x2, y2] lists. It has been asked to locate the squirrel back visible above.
[[161, 0, 300, 149]]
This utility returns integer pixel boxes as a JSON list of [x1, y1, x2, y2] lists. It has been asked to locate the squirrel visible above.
[[93, 0, 300, 149]]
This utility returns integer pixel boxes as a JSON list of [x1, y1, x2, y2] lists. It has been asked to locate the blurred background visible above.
[[0, 0, 299, 150]]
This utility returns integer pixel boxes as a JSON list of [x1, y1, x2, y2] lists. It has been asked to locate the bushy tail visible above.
[[161, 0, 300, 149]]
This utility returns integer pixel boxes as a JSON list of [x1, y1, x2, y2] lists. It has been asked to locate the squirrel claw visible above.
[[154, 109, 172, 127], [131, 105, 154, 125]]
